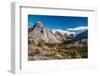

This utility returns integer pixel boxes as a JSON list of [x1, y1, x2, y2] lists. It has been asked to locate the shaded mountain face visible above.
[[74, 30, 88, 41], [73, 30, 88, 45], [28, 21, 62, 43]]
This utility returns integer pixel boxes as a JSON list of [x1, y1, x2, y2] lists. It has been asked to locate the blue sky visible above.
[[28, 15, 88, 34]]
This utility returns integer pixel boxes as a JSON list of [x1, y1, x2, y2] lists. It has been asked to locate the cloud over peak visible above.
[[51, 26, 88, 36], [67, 26, 88, 31], [51, 29, 76, 35]]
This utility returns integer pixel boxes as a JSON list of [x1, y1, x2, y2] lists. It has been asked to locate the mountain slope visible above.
[[74, 30, 88, 41], [28, 21, 62, 43]]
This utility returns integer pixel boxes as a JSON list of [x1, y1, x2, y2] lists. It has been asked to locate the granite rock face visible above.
[[28, 21, 62, 43]]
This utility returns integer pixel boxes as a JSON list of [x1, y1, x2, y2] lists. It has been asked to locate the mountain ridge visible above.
[[28, 21, 87, 44]]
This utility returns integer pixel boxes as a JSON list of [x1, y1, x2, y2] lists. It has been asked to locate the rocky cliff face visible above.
[[28, 21, 64, 43]]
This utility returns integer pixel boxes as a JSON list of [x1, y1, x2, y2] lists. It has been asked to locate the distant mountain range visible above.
[[28, 21, 88, 44], [74, 30, 87, 41]]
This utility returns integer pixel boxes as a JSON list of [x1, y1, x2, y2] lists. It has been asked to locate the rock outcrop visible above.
[[28, 21, 62, 43]]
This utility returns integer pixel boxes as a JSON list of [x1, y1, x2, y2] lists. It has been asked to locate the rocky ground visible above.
[[28, 39, 88, 61]]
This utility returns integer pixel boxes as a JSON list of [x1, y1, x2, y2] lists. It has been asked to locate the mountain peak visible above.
[[37, 21, 43, 24], [34, 21, 44, 28], [29, 21, 62, 43]]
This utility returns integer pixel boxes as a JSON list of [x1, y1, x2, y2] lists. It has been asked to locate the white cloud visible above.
[[51, 29, 76, 35], [67, 26, 88, 31], [51, 26, 88, 36]]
